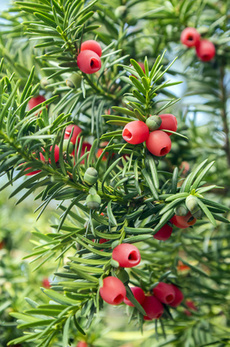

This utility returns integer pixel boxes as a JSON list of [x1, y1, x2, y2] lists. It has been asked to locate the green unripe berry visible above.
[[192, 208, 203, 219], [125, 14, 137, 26], [115, 5, 127, 18], [186, 195, 200, 214], [84, 167, 98, 185], [86, 193, 101, 210], [174, 203, 189, 216], [66, 73, 82, 89], [146, 115, 162, 131], [40, 77, 50, 89], [62, 139, 74, 153]]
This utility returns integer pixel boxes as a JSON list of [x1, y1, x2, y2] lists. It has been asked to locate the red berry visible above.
[[122, 120, 149, 145], [159, 114, 177, 135], [153, 224, 173, 241], [49, 145, 60, 163], [180, 27, 200, 47], [99, 238, 109, 244], [0, 241, 5, 249], [131, 62, 145, 77], [42, 278, 51, 288], [177, 260, 190, 272], [99, 276, 126, 305], [195, 39, 215, 62], [96, 141, 110, 161], [142, 295, 164, 320], [186, 299, 197, 311], [123, 287, 145, 307], [23, 152, 44, 176], [153, 282, 175, 304], [184, 300, 197, 315], [25, 169, 41, 176], [171, 212, 196, 229], [146, 130, 172, 156], [137, 62, 145, 73], [76, 342, 88, 347], [80, 40, 102, 57], [180, 161, 190, 175], [169, 284, 184, 307], [77, 50, 101, 74], [112, 243, 141, 268], [28, 95, 46, 110], [64, 124, 82, 144]]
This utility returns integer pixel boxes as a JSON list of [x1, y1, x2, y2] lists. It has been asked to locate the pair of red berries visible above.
[[180, 27, 215, 62], [100, 243, 141, 304], [140, 282, 183, 320], [77, 40, 102, 74], [153, 212, 197, 241], [122, 114, 177, 157]]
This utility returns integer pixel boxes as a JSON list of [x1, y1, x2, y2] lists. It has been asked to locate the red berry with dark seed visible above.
[[122, 120, 149, 145], [123, 287, 145, 306], [146, 130, 172, 157], [99, 276, 126, 305], [142, 295, 164, 320], [153, 224, 173, 241], [195, 39, 215, 62], [159, 114, 177, 136], [112, 243, 141, 268], [77, 50, 101, 74], [180, 27, 200, 47], [153, 282, 176, 304], [80, 40, 102, 57], [171, 212, 196, 229]]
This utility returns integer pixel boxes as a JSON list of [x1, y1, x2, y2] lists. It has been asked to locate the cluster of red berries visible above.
[[100, 275, 183, 321], [122, 114, 177, 157], [23, 123, 91, 176], [180, 27, 215, 62], [99, 243, 141, 304], [77, 40, 102, 74]]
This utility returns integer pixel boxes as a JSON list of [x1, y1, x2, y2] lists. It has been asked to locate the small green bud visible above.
[[146, 115, 162, 131], [174, 203, 189, 216], [186, 195, 200, 214], [40, 77, 50, 89], [86, 193, 101, 210], [62, 139, 74, 153], [115, 5, 127, 18], [66, 73, 82, 89], [125, 14, 137, 26], [192, 209, 203, 219], [84, 167, 98, 185], [116, 269, 129, 284]]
